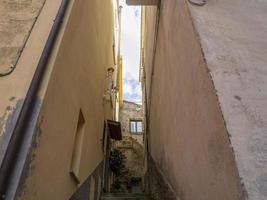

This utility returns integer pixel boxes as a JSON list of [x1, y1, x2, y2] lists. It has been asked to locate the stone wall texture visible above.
[[117, 101, 145, 177], [119, 101, 144, 144]]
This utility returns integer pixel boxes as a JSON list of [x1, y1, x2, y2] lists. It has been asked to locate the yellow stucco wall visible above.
[[0, 0, 62, 148], [17, 0, 115, 199]]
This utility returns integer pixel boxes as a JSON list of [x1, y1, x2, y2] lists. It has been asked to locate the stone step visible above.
[[100, 193, 151, 200]]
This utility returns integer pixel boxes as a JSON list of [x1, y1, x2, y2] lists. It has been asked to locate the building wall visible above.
[[117, 101, 144, 177], [142, 6, 158, 107], [0, 0, 45, 76], [0, 0, 63, 168], [119, 101, 143, 144], [117, 138, 145, 178], [17, 0, 115, 199], [143, 1, 245, 200], [188, 1, 267, 199]]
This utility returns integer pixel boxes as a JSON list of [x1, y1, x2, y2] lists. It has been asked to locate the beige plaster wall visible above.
[[18, 0, 114, 199], [188, 1, 267, 199], [144, 0, 244, 199], [0, 0, 62, 166], [142, 6, 158, 106]]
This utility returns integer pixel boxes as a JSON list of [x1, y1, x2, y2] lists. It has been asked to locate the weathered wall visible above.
[[69, 161, 104, 200], [0, 0, 62, 167], [146, 154, 177, 200], [117, 101, 144, 177], [144, 0, 245, 199], [16, 0, 114, 199], [119, 101, 143, 144], [117, 137, 145, 178], [188, 1, 267, 200], [0, 0, 45, 75]]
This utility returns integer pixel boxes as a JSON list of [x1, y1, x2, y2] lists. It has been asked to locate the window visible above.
[[70, 110, 85, 184], [129, 120, 143, 134]]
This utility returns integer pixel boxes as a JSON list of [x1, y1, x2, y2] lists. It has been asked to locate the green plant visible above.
[[111, 179, 128, 193], [109, 149, 131, 192], [109, 149, 126, 176]]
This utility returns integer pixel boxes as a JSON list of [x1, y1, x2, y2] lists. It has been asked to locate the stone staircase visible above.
[[100, 193, 151, 200]]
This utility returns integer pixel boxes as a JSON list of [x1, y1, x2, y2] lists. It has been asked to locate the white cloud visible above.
[[123, 76, 142, 103], [123, 82, 133, 94], [120, 0, 141, 103]]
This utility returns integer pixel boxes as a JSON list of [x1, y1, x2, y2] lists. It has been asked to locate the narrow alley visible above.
[[0, 0, 267, 200]]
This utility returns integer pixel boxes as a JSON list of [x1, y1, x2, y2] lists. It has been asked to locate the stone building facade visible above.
[[116, 101, 145, 178], [119, 100, 144, 144]]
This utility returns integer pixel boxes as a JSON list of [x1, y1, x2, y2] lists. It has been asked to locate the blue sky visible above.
[[120, 1, 142, 104]]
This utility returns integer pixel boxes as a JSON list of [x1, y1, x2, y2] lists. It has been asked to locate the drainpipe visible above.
[[0, 0, 70, 199]]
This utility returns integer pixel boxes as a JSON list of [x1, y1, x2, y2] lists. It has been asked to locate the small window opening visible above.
[[129, 120, 143, 134], [70, 110, 85, 184]]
